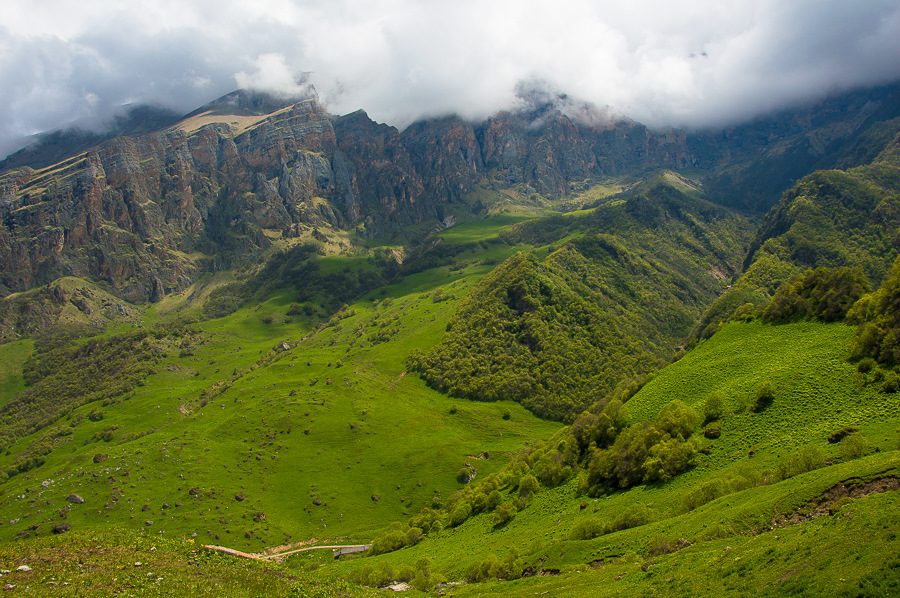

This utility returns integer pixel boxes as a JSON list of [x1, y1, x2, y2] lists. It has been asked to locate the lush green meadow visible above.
[[0, 258, 561, 556], [0, 339, 31, 408], [1, 174, 899, 597], [320, 319, 900, 595]]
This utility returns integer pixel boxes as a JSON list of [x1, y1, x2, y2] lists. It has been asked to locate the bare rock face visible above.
[[1, 84, 897, 316], [0, 98, 350, 304]]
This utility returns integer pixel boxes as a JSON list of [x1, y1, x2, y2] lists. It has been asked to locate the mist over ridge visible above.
[[3, 0, 900, 159]]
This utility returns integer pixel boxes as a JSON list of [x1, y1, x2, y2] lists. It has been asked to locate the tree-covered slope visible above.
[[410, 182, 752, 421], [696, 129, 900, 339]]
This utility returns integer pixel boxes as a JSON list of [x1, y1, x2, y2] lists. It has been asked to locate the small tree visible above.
[[492, 502, 517, 527], [702, 391, 725, 423], [449, 503, 472, 527], [840, 432, 875, 460], [518, 473, 539, 498], [753, 382, 775, 413]]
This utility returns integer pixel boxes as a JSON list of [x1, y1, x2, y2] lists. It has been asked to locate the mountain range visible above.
[[0, 82, 899, 596]]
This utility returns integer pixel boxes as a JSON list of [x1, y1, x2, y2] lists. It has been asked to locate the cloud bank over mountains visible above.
[[3, 0, 900, 159]]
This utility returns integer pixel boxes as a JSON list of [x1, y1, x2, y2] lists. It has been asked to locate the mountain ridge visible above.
[[0, 84, 897, 312]]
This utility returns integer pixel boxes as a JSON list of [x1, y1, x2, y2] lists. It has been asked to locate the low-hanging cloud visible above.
[[2, 0, 900, 159]]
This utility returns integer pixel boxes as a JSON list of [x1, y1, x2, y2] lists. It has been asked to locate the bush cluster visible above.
[[585, 400, 701, 494], [850, 255, 900, 367], [762, 266, 870, 323], [569, 504, 659, 540]]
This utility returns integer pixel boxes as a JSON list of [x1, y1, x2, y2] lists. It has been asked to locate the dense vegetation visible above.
[[850, 255, 900, 366], [408, 252, 656, 420], [203, 243, 398, 321], [695, 135, 900, 339], [761, 266, 871, 322], [410, 185, 752, 421]]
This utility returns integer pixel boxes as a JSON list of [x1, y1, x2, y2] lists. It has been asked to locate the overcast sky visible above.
[[2, 0, 900, 159]]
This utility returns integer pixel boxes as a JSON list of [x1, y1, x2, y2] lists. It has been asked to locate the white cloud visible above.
[[2, 0, 900, 159]]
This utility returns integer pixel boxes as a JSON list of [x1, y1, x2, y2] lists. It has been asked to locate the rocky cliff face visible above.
[[1, 84, 898, 305]]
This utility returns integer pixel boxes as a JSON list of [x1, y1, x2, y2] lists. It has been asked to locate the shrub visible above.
[[702, 392, 725, 423], [682, 475, 753, 512], [752, 382, 776, 413], [98, 425, 117, 442], [827, 427, 860, 444], [569, 505, 657, 540], [449, 503, 472, 527], [405, 527, 423, 546], [704, 423, 721, 439], [882, 371, 900, 393], [608, 505, 658, 533], [465, 550, 523, 582], [570, 518, 606, 540], [492, 502, 517, 528], [840, 432, 876, 460], [654, 400, 699, 440], [456, 468, 472, 484], [518, 473, 539, 498], [368, 531, 407, 556], [643, 437, 700, 483], [857, 358, 876, 373], [648, 534, 675, 556], [777, 445, 825, 479]]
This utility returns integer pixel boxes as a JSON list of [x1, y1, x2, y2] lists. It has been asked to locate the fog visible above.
[[3, 0, 900, 158]]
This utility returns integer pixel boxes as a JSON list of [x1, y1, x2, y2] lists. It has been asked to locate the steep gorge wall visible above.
[[1, 84, 898, 304]]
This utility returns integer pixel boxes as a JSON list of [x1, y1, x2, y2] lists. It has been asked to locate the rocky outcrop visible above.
[[0, 99, 355, 302], [1, 84, 898, 307]]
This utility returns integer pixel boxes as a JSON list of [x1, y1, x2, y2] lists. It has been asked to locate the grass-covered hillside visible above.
[[0, 167, 899, 598], [329, 318, 900, 596]]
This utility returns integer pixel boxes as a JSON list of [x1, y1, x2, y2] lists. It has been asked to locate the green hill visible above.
[[328, 319, 900, 596], [411, 182, 751, 421], [695, 130, 900, 340]]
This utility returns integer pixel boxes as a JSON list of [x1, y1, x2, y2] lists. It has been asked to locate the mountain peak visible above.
[[186, 87, 318, 119]]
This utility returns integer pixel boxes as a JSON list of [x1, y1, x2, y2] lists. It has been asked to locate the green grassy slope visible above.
[[328, 319, 900, 596], [0, 339, 31, 409], [0, 527, 376, 597], [0, 252, 561, 555]]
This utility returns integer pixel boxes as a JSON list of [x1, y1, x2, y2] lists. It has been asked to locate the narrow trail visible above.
[[203, 543, 371, 561], [265, 544, 371, 559]]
